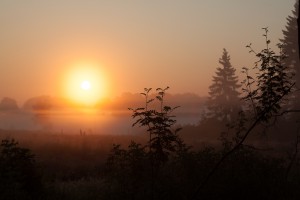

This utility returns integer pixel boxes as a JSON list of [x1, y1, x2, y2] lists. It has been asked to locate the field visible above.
[[1, 120, 300, 199]]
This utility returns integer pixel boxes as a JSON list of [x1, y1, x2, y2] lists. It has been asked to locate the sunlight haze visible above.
[[0, 0, 295, 105]]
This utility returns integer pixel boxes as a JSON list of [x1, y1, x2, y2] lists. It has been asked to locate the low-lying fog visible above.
[[0, 93, 206, 134]]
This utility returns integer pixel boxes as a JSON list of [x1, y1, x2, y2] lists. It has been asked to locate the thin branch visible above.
[[244, 68, 258, 117], [243, 144, 273, 151], [191, 83, 295, 199], [275, 109, 300, 117]]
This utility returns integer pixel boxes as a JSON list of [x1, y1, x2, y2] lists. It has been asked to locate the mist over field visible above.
[[0, 93, 206, 133], [0, 0, 299, 200]]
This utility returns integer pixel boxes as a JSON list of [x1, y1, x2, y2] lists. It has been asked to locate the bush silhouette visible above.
[[0, 139, 42, 199], [129, 87, 184, 167]]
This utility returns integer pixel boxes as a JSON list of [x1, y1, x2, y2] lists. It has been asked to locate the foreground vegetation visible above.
[[0, 127, 300, 200]]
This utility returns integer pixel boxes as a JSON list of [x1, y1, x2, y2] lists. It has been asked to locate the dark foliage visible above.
[[129, 87, 184, 166], [104, 141, 300, 200], [104, 141, 151, 199], [243, 28, 294, 122], [0, 139, 42, 200]]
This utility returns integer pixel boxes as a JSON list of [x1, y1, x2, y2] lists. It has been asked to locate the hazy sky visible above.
[[0, 0, 296, 105]]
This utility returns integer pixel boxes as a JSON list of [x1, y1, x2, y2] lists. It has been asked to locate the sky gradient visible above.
[[0, 0, 296, 105]]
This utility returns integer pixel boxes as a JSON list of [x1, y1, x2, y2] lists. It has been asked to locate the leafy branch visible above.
[[129, 87, 182, 165]]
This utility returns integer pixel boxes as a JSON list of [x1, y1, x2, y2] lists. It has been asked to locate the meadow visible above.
[[1, 115, 299, 200]]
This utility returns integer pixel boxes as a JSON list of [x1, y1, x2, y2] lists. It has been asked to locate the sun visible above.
[[81, 80, 91, 90], [62, 64, 107, 106]]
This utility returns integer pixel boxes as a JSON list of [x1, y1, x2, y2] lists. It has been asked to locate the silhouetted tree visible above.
[[0, 97, 19, 111], [105, 87, 186, 199], [280, 0, 300, 108], [129, 87, 184, 167], [207, 49, 241, 122]]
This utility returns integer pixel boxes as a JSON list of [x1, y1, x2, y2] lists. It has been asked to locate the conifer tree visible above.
[[207, 49, 241, 122], [280, 0, 300, 107]]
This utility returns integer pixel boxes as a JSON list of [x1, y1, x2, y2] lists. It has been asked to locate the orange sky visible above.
[[0, 0, 296, 105]]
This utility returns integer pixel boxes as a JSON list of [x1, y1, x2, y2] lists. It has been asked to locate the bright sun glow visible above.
[[63, 64, 107, 106], [81, 80, 91, 90]]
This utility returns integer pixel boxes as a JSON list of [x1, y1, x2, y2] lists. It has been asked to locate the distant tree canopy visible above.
[[207, 49, 241, 122], [280, 0, 300, 108], [0, 97, 19, 111], [23, 96, 54, 111]]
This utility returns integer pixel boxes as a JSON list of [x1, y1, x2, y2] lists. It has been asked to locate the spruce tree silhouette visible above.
[[280, 0, 300, 108], [207, 48, 241, 122]]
